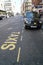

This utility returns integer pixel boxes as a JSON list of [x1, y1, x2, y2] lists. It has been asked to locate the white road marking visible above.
[[23, 25, 25, 29], [20, 35, 23, 41], [8, 27, 13, 30], [22, 30, 24, 33], [17, 47, 21, 62]]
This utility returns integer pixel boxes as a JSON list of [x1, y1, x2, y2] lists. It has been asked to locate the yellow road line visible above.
[[4, 41, 17, 44], [14, 35, 19, 36], [12, 32, 20, 34], [17, 47, 21, 62], [11, 34, 19, 36], [6, 38, 17, 42], [18, 32, 20, 34], [8, 34, 19, 38]]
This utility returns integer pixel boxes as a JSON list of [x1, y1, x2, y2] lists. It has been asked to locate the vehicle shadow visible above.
[[25, 28, 42, 31]]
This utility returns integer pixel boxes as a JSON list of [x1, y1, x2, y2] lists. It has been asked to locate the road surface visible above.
[[0, 15, 43, 65]]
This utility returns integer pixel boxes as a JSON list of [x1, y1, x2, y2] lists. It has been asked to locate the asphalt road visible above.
[[0, 15, 43, 65]]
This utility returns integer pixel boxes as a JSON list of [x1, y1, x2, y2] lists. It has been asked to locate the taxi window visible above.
[[26, 12, 33, 18]]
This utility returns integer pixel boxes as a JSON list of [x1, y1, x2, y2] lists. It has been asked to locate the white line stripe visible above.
[[22, 30, 24, 33], [20, 35, 23, 41], [22, 26, 24, 30], [8, 28, 12, 30], [17, 47, 21, 62]]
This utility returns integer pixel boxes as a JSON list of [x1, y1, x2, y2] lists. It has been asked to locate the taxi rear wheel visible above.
[[25, 25, 27, 29], [38, 25, 42, 29]]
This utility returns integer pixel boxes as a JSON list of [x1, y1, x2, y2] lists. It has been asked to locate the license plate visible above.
[[34, 23, 36, 25], [31, 26, 37, 28]]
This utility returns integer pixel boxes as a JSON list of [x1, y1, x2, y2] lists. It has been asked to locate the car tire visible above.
[[0, 18, 2, 20], [41, 25, 43, 30], [38, 25, 41, 29], [25, 25, 27, 29]]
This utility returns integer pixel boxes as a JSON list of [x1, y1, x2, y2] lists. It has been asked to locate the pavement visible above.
[[0, 15, 43, 65]]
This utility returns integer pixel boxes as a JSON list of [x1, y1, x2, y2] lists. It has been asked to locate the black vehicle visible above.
[[0, 16, 3, 20], [24, 11, 42, 29], [35, 5, 43, 17]]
